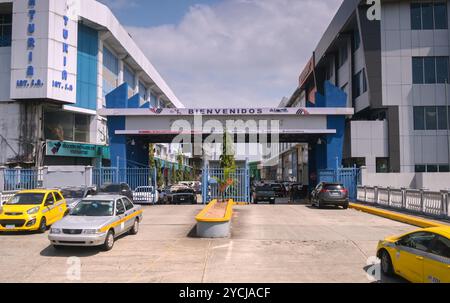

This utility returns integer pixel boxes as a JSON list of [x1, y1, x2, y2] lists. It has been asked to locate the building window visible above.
[[376, 158, 390, 173], [414, 106, 450, 130], [339, 45, 348, 67], [411, 2, 448, 30], [353, 30, 360, 52], [103, 46, 119, 98], [138, 81, 146, 103], [412, 57, 449, 84], [123, 64, 136, 97], [353, 69, 367, 99], [415, 164, 449, 173], [0, 14, 12, 47], [44, 111, 90, 143]]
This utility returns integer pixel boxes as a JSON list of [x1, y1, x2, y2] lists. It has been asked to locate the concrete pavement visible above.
[[0, 204, 415, 283]]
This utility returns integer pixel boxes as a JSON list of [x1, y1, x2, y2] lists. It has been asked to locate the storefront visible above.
[[44, 140, 110, 166]]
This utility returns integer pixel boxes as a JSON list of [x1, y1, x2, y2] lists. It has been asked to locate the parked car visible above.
[[270, 183, 286, 197], [377, 227, 450, 283], [48, 195, 143, 251], [133, 186, 158, 204], [310, 182, 349, 209], [60, 186, 96, 210], [0, 189, 68, 233], [97, 183, 133, 201], [165, 185, 197, 204], [253, 184, 276, 204]]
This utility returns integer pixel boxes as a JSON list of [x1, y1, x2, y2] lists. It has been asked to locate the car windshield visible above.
[[6, 193, 45, 205], [270, 184, 282, 189], [71, 200, 114, 217], [99, 184, 121, 192], [61, 189, 85, 198], [256, 186, 273, 192]]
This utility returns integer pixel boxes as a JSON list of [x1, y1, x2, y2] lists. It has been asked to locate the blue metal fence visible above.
[[318, 167, 361, 200], [202, 165, 250, 203], [3, 168, 43, 191], [93, 167, 157, 203]]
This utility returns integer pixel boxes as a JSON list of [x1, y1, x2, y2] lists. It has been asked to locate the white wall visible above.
[[42, 166, 93, 188], [381, 1, 450, 172], [350, 120, 389, 172]]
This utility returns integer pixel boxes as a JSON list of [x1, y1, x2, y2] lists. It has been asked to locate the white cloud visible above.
[[127, 0, 343, 108]]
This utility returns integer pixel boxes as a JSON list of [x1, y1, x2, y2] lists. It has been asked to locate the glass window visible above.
[[0, 14, 12, 47], [424, 57, 436, 83], [425, 106, 437, 130], [103, 47, 119, 75], [353, 30, 360, 51], [139, 81, 146, 101], [412, 57, 424, 84], [122, 198, 133, 211], [439, 165, 450, 172], [437, 106, 448, 130], [376, 158, 390, 173], [436, 57, 449, 83], [427, 164, 439, 172], [339, 45, 347, 67], [362, 69, 367, 93], [45, 193, 55, 206], [398, 232, 435, 252], [414, 107, 425, 130], [434, 2, 448, 29], [74, 114, 90, 143], [54, 192, 64, 201], [411, 3, 422, 30], [115, 200, 125, 214], [415, 165, 426, 173], [422, 3, 434, 30], [6, 193, 45, 205]]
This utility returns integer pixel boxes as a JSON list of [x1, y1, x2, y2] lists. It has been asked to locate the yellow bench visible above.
[[195, 199, 234, 238], [195, 199, 234, 223]]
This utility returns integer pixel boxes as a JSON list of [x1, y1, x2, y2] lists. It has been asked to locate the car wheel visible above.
[[102, 230, 115, 251], [37, 217, 47, 233], [380, 250, 394, 276], [129, 219, 139, 235], [342, 203, 349, 210]]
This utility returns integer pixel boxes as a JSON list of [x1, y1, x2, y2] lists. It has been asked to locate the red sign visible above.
[[299, 56, 315, 88]]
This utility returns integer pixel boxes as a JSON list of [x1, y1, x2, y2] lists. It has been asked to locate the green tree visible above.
[[217, 130, 236, 202], [176, 152, 184, 181], [155, 160, 164, 188], [148, 144, 155, 169], [170, 165, 177, 185]]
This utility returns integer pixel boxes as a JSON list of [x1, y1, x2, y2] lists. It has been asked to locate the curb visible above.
[[349, 203, 448, 228]]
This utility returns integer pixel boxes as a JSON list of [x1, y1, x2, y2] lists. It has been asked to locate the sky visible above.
[[98, 0, 343, 108]]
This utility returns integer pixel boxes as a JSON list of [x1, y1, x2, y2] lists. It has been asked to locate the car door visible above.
[[424, 235, 450, 283], [395, 232, 436, 283], [53, 191, 67, 220], [114, 199, 127, 236], [43, 193, 57, 223], [122, 198, 136, 230]]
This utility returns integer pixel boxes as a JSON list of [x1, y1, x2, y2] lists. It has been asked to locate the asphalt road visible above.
[[0, 203, 414, 283]]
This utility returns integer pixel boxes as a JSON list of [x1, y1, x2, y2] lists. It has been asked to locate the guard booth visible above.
[[98, 81, 355, 204]]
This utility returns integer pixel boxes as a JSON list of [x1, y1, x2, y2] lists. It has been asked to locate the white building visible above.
[[0, 0, 184, 167], [289, 0, 450, 175]]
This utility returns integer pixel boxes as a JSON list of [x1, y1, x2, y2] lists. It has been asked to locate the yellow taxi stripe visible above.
[[100, 210, 143, 233]]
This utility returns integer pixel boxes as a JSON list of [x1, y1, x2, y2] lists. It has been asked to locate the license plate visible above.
[[5, 225, 15, 229], [180, 198, 185, 201], [330, 192, 340, 196]]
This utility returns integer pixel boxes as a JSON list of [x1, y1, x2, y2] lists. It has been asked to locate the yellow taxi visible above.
[[377, 226, 450, 283], [0, 190, 68, 233]]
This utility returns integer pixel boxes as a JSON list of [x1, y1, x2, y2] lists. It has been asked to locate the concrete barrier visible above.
[[195, 199, 233, 238]]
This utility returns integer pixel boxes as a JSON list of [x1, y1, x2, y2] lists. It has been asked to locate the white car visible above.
[[132, 186, 158, 204]]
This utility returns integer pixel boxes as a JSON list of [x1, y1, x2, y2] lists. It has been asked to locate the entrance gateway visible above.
[[96, 83, 357, 202]]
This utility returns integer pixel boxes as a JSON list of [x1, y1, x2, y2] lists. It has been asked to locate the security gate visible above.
[[93, 167, 157, 203], [202, 165, 250, 203], [318, 168, 361, 201]]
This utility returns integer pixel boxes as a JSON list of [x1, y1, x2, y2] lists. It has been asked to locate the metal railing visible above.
[[2, 168, 43, 191], [357, 186, 449, 219], [0, 191, 18, 205]]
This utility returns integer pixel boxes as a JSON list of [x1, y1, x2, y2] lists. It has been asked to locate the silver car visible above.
[[48, 195, 143, 251]]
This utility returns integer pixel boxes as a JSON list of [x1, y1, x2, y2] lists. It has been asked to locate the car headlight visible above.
[[27, 207, 40, 215], [82, 229, 100, 234], [50, 228, 62, 234]]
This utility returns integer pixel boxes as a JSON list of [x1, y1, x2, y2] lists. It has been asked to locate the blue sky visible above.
[[98, 0, 342, 108], [99, 0, 223, 27]]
